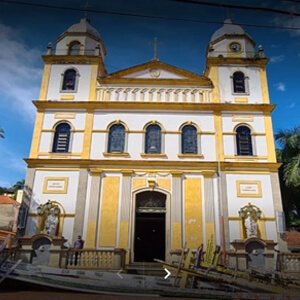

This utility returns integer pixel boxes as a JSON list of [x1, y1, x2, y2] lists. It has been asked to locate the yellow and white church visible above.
[[21, 18, 286, 264]]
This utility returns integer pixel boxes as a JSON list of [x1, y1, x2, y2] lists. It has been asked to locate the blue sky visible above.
[[0, 0, 299, 187]]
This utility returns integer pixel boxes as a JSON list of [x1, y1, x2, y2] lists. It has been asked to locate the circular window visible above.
[[229, 42, 242, 52]]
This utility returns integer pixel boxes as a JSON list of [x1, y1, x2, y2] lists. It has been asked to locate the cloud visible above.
[[273, 15, 300, 36], [274, 82, 286, 92], [0, 23, 42, 122], [270, 55, 285, 63], [288, 102, 296, 109], [0, 180, 13, 188], [0, 143, 27, 187]]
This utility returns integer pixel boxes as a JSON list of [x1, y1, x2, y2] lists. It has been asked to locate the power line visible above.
[[0, 0, 300, 31], [281, 0, 300, 4], [171, 0, 300, 17]]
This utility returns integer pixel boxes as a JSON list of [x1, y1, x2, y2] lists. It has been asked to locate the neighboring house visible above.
[[285, 230, 300, 253], [21, 18, 286, 265], [0, 195, 20, 247]]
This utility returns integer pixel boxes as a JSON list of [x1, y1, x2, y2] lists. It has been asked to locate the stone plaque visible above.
[[236, 180, 262, 198], [43, 177, 69, 194]]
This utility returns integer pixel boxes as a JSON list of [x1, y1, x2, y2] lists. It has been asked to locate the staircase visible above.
[[125, 262, 165, 276]]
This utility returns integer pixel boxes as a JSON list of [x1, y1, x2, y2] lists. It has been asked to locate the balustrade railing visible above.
[[97, 87, 212, 103], [64, 248, 126, 270], [278, 253, 300, 273]]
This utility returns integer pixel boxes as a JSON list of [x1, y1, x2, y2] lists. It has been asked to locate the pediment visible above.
[[100, 60, 212, 86], [123, 68, 188, 79]]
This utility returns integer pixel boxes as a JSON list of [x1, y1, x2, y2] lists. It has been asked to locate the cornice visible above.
[[106, 59, 208, 80], [42, 55, 103, 64], [205, 57, 269, 74], [99, 78, 212, 86], [24, 158, 281, 172], [32, 101, 276, 112]]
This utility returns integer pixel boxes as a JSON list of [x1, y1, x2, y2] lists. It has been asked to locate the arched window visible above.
[[236, 125, 253, 156], [181, 125, 197, 154], [233, 71, 246, 93], [62, 69, 77, 91], [52, 123, 71, 153], [108, 124, 125, 153], [145, 124, 161, 154], [68, 41, 80, 55]]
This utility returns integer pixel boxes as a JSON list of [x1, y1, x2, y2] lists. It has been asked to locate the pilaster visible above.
[[72, 168, 88, 242]]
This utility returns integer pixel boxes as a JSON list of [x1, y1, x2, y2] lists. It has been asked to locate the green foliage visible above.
[[0, 127, 4, 139], [0, 179, 24, 199], [275, 126, 300, 228]]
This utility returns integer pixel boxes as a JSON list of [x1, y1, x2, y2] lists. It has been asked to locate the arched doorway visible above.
[[134, 191, 166, 262]]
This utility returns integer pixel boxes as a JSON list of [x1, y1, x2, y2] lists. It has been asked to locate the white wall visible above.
[[90, 110, 216, 161], [25, 170, 80, 243], [218, 66, 263, 103], [47, 64, 92, 101], [225, 173, 277, 242]]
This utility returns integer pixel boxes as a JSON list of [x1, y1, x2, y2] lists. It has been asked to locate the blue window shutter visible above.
[[52, 123, 71, 153], [236, 126, 253, 155]]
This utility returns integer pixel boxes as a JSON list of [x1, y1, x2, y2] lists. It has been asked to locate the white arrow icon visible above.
[[164, 268, 171, 279], [117, 269, 123, 279]]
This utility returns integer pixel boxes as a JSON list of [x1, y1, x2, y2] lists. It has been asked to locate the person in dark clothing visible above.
[[73, 235, 84, 265]]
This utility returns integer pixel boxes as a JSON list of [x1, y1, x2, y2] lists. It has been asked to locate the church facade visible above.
[[22, 18, 286, 263]]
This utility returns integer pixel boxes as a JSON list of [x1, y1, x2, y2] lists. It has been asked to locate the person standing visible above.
[[73, 235, 84, 265]]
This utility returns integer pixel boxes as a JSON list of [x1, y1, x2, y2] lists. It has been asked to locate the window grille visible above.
[[52, 123, 71, 153], [236, 126, 253, 155]]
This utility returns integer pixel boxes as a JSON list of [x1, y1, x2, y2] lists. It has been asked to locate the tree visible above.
[[0, 127, 4, 139], [12, 179, 25, 199], [275, 126, 300, 228]]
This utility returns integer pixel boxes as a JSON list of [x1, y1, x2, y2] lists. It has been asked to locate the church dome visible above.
[[210, 19, 252, 43], [64, 18, 101, 40]]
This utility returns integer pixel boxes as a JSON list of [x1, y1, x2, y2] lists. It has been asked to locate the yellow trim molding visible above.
[[103, 152, 129, 157], [98, 176, 120, 247], [232, 115, 254, 122], [236, 180, 262, 198], [60, 95, 75, 100], [140, 153, 167, 158], [214, 112, 224, 161], [54, 112, 76, 119], [234, 97, 248, 103], [39, 64, 51, 100], [29, 110, 44, 158], [89, 64, 98, 101], [43, 177, 69, 194], [81, 110, 94, 159], [33, 101, 276, 113], [264, 112, 276, 162], [177, 154, 204, 158], [25, 158, 282, 172], [184, 177, 202, 248], [259, 68, 270, 104]]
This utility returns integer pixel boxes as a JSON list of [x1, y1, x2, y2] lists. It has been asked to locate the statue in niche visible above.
[[244, 214, 258, 238], [44, 208, 59, 235], [37, 200, 61, 236], [238, 203, 262, 239]]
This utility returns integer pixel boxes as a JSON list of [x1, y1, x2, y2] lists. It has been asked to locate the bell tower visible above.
[[39, 18, 107, 102], [205, 19, 268, 104]]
